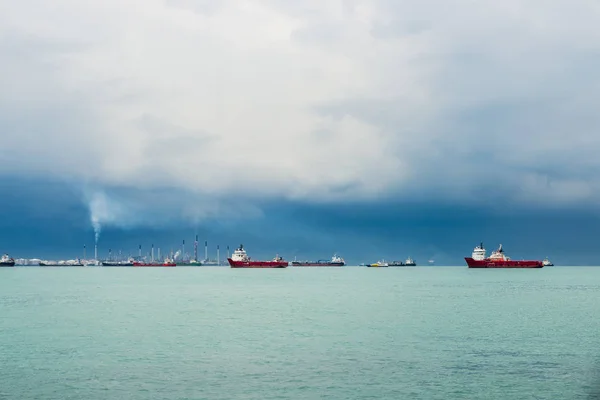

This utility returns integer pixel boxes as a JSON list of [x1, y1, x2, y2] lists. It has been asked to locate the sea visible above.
[[1, 266, 599, 400]]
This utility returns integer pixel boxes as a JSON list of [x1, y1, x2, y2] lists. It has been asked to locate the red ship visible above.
[[465, 243, 544, 268], [133, 257, 176, 267], [227, 244, 288, 268]]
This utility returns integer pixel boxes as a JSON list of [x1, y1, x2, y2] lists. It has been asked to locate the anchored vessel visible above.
[[367, 260, 389, 267], [465, 243, 544, 268], [404, 257, 417, 266], [102, 260, 134, 267], [133, 258, 176, 267], [388, 257, 417, 267], [0, 253, 15, 267], [291, 254, 345, 267], [227, 244, 288, 268]]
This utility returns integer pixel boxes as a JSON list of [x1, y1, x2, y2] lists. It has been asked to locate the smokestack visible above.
[[194, 235, 198, 262], [84, 244, 86, 260], [227, 245, 230, 259], [139, 245, 142, 258], [182, 239, 185, 262], [151, 244, 154, 262], [205, 241, 208, 261], [217, 245, 220, 266], [94, 244, 98, 261]]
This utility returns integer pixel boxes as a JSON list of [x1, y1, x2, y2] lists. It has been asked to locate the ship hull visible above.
[[227, 258, 287, 268], [465, 257, 543, 268], [0, 262, 15, 267]]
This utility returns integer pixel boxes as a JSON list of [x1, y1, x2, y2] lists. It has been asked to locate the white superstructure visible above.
[[471, 243, 487, 261], [231, 244, 250, 262], [331, 254, 345, 264], [488, 244, 510, 261]]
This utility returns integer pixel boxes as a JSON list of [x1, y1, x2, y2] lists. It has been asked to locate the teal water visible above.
[[1, 267, 599, 399]]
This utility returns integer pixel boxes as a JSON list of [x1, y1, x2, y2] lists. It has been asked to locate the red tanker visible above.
[[465, 243, 544, 268], [227, 244, 288, 268]]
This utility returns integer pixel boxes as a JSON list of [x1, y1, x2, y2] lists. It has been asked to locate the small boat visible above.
[[542, 257, 554, 267]]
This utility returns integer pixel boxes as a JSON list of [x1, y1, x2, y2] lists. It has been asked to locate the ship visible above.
[[291, 254, 345, 267], [464, 243, 544, 268], [102, 260, 134, 267], [366, 260, 389, 267], [132, 258, 176, 267], [542, 257, 554, 267], [388, 257, 417, 267], [227, 244, 288, 268], [0, 253, 15, 267], [388, 261, 405, 266]]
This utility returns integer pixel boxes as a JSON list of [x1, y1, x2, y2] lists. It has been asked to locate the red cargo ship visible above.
[[465, 243, 544, 268], [227, 244, 288, 268], [133, 257, 176, 267]]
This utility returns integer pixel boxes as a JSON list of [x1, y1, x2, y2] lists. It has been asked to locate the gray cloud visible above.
[[2, 0, 600, 228]]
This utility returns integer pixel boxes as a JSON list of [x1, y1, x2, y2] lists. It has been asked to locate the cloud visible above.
[[2, 0, 600, 230]]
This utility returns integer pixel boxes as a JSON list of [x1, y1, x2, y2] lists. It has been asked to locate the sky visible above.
[[1, 0, 600, 265]]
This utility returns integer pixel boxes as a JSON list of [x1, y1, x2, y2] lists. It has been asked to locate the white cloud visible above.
[[1, 0, 600, 224]]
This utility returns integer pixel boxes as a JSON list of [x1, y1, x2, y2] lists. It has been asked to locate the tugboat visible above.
[[465, 243, 544, 268], [0, 253, 15, 267], [227, 244, 288, 268], [291, 254, 346, 266]]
